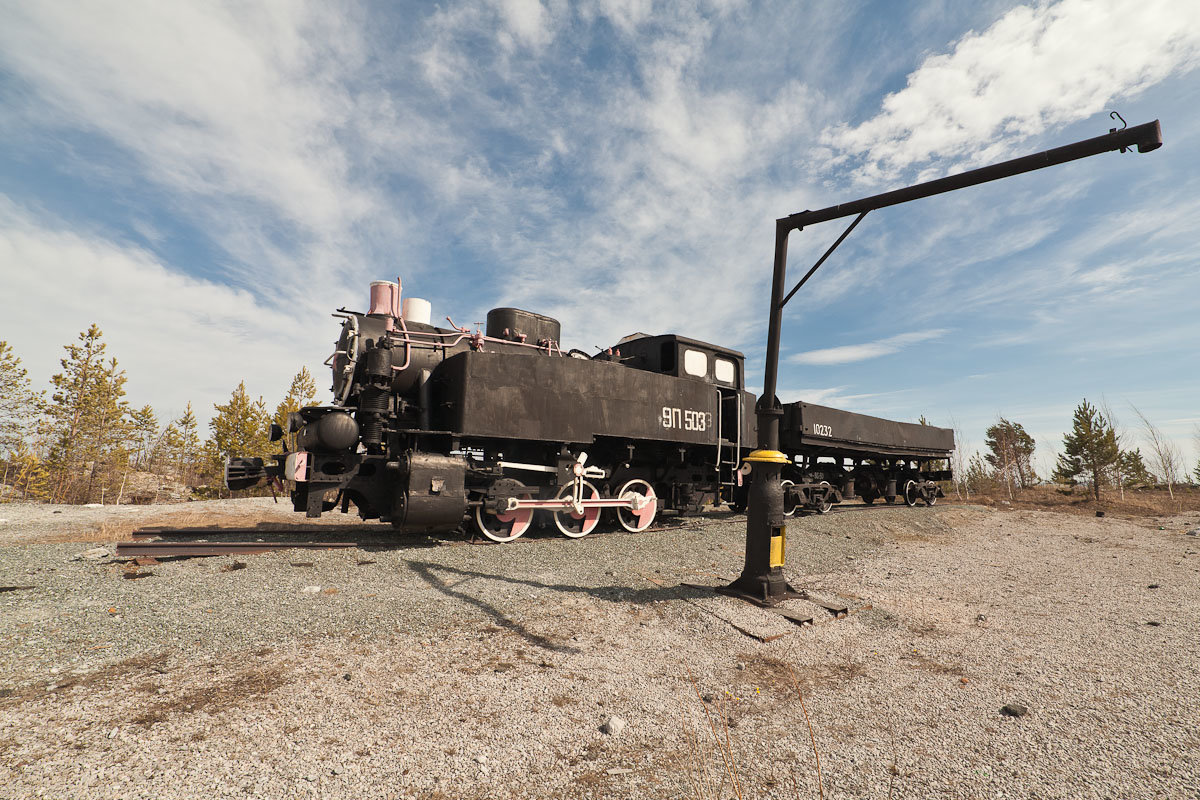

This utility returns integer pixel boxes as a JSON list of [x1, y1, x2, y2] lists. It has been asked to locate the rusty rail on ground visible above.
[[115, 539, 358, 557]]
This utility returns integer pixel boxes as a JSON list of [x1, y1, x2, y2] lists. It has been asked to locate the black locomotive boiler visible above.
[[226, 278, 952, 539]]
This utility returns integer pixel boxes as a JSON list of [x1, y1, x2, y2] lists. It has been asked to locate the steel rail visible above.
[[115, 541, 358, 557], [129, 527, 351, 540]]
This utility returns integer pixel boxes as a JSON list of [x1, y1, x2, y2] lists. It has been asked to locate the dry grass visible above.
[[947, 484, 1200, 518], [685, 666, 744, 800], [786, 665, 824, 800], [682, 662, 843, 800], [736, 651, 866, 699], [129, 665, 291, 727], [0, 652, 171, 708]]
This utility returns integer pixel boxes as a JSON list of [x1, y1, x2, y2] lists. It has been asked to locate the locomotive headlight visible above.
[[268, 423, 284, 442]]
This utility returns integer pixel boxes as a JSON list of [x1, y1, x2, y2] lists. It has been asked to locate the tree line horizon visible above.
[[1, 326, 1197, 505], [0, 326, 316, 503], [951, 401, 1198, 503]]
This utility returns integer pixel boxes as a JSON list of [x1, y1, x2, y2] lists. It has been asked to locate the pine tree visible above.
[[172, 403, 202, 485], [129, 404, 159, 470], [7, 442, 49, 501], [44, 326, 131, 503], [207, 382, 271, 492], [273, 367, 318, 451], [963, 453, 994, 494], [1117, 448, 1154, 487], [0, 340, 44, 460], [984, 418, 1037, 496], [1054, 399, 1119, 503]]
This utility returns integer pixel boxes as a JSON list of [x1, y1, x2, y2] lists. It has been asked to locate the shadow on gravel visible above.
[[406, 560, 713, 654]]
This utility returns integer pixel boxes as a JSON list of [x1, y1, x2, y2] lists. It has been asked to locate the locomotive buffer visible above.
[[722, 117, 1163, 606]]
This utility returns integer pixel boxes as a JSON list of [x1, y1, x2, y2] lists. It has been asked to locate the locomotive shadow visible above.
[[405, 559, 714, 654]]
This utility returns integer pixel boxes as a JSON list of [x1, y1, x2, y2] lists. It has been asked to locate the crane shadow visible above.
[[404, 559, 714, 654]]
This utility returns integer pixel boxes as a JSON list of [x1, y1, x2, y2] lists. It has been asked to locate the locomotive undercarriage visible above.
[[283, 424, 734, 542], [279, 435, 948, 538], [768, 455, 947, 516]]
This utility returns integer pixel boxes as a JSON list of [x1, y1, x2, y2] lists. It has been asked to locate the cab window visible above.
[[683, 349, 708, 377]]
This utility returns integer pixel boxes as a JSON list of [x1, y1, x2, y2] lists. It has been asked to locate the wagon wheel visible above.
[[815, 481, 833, 514], [903, 480, 919, 508], [474, 492, 534, 542], [859, 491, 875, 506], [616, 479, 657, 532], [780, 479, 797, 517], [552, 480, 601, 538]]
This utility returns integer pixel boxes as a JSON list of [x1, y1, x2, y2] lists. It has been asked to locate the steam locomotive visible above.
[[226, 278, 952, 541]]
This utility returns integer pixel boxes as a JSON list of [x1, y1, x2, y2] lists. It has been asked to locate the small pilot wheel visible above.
[[553, 480, 601, 538], [925, 487, 938, 507], [474, 493, 533, 543], [815, 481, 833, 514], [780, 479, 797, 518], [884, 494, 895, 505], [903, 479, 919, 508], [616, 479, 657, 533]]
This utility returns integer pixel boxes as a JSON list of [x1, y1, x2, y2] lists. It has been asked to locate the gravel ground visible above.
[[1, 499, 1198, 799]]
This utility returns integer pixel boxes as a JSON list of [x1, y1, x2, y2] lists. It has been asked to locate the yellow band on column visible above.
[[769, 527, 785, 567], [744, 449, 789, 464]]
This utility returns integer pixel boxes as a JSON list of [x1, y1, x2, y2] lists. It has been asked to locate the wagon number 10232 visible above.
[[661, 407, 711, 431]]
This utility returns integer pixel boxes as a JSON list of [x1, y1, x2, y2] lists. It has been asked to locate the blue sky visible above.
[[1, 0, 1198, 477]]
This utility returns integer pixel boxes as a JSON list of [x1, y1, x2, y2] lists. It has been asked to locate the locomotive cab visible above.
[[611, 334, 753, 502], [612, 334, 745, 392]]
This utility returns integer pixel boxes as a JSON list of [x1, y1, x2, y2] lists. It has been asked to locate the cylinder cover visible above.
[[297, 411, 360, 451]]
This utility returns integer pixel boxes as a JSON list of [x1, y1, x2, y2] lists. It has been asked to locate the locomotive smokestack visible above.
[[402, 297, 432, 325], [368, 281, 398, 317]]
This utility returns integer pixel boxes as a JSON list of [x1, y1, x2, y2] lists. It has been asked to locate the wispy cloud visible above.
[[0, 0, 1196, 460], [0, 199, 329, 421], [789, 329, 948, 366], [822, 0, 1200, 183], [0, 0, 399, 306]]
